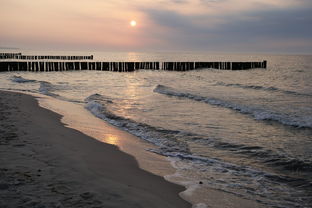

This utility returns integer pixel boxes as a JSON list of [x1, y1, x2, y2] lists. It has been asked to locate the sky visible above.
[[0, 0, 311, 53]]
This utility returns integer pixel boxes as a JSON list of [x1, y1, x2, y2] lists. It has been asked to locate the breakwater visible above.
[[0, 54, 93, 60], [0, 61, 267, 72]]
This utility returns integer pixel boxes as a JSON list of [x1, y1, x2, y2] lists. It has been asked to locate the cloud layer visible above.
[[0, 0, 311, 53]]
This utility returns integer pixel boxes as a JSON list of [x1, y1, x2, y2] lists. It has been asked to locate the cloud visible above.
[[142, 3, 312, 52], [0, 0, 311, 52], [218, 9, 312, 38]]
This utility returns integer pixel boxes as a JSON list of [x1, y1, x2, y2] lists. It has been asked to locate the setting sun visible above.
[[130, 20, 137, 27]]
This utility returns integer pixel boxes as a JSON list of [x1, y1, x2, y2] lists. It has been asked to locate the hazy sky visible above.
[[1, 0, 311, 53]]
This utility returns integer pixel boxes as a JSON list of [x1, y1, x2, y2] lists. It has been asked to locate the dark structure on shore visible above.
[[0, 53, 267, 72]]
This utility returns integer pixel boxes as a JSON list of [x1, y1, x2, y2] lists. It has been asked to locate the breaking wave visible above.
[[85, 93, 190, 154], [10, 75, 37, 83], [85, 93, 312, 208], [85, 93, 312, 173], [215, 82, 312, 97], [154, 84, 312, 128], [9, 75, 82, 103]]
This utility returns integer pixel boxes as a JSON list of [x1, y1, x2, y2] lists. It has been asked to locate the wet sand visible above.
[[0, 90, 190, 208]]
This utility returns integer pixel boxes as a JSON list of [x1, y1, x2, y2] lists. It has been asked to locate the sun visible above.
[[130, 20, 137, 27]]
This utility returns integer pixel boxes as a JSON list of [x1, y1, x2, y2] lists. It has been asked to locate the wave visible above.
[[85, 93, 190, 154], [154, 84, 312, 128], [39, 81, 60, 97], [10, 75, 37, 83], [205, 140, 312, 172], [85, 93, 312, 173], [168, 151, 312, 207], [85, 93, 312, 207], [188, 135, 312, 173], [10, 75, 61, 97], [9, 75, 59, 97], [9, 75, 83, 103], [38, 81, 83, 103], [162, 150, 312, 208], [215, 82, 312, 97]]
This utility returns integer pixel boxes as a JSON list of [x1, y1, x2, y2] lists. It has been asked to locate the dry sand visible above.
[[0, 90, 191, 208]]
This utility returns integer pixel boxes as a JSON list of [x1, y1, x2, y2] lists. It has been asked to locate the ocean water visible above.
[[0, 50, 312, 207]]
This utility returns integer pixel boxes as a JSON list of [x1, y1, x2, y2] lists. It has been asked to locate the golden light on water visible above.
[[104, 134, 120, 146], [130, 20, 137, 27]]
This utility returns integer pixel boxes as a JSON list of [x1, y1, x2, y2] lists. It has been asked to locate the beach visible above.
[[1, 0, 312, 206], [0, 90, 191, 208]]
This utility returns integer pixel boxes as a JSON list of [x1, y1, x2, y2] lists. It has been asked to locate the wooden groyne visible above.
[[0, 54, 93, 60], [0, 61, 267, 72], [0, 53, 22, 59], [0, 53, 22, 55]]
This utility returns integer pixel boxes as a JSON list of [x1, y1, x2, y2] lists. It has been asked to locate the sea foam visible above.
[[154, 84, 312, 128]]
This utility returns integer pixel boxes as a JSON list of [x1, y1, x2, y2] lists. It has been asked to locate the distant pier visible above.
[[0, 61, 267, 72]]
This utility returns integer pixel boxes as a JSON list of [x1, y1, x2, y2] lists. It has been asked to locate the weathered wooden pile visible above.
[[0, 54, 93, 60], [163, 61, 266, 71], [0, 61, 267, 72], [0, 53, 267, 72], [0, 53, 22, 59]]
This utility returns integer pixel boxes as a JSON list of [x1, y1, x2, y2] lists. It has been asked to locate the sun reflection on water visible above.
[[101, 134, 120, 146], [127, 52, 141, 62], [116, 78, 142, 119]]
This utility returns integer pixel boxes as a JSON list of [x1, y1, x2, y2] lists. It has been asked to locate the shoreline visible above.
[[0, 90, 191, 208]]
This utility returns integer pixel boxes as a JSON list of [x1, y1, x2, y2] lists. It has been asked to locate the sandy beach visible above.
[[0, 90, 191, 208], [1, 0, 312, 206]]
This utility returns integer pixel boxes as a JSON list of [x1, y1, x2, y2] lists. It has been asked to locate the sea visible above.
[[0, 50, 311, 208]]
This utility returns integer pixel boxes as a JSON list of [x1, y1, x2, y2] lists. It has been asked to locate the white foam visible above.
[[154, 84, 312, 128], [85, 95, 189, 154], [216, 81, 312, 97], [85, 100, 106, 119]]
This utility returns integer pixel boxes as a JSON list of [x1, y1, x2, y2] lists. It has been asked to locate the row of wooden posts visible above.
[[0, 53, 93, 60], [0, 61, 267, 72], [0, 53, 22, 56]]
